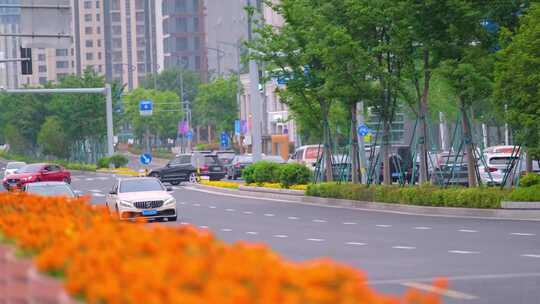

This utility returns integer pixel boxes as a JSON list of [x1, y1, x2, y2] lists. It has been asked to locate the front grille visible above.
[[133, 200, 164, 209], [7, 179, 18, 183]]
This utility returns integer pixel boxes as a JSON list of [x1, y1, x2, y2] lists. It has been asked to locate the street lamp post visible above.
[[206, 47, 226, 77]]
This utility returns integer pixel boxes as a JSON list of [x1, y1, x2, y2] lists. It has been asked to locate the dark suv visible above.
[[148, 153, 226, 185]]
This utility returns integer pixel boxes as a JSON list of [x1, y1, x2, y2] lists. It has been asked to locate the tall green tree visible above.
[[37, 116, 69, 159], [193, 76, 239, 134], [495, 3, 540, 172]]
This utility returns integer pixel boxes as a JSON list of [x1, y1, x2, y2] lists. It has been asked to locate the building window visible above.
[[111, 12, 121, 22], [96, 27, 101, 34], [194, 37, 200, 50], [112, 51, 122, 61], [86, 53, 94, 60], [39, 77, 47, 85], [85, 27, 93, 34], [137, 50, 145, 59], [96, 1, 100, 8], [111, 0, 120, 10], [136, 12, 145, 22], [56, 73, 68, 80], [112, 38, 122, 48], [113, 64, 123, 73], [136, 25, 145, 35], [56, 61, 69, 69], [98, 52, 102, 60], [55, 49, 68, 57], [38, 54, 46, 61], [97, 40, 102, 47], [96, 13, 100, 22], [176, 37, 187, 50], [175, 0, 186, 11], [193, 17, 199, 31], [112, 25, 122, 35], [98, 65, 103, 73], [137, 63, 145, 73], [193, 0, 199, 10], [84, 1, 92, 9], [195, 56, 200, 69], [135, 0, 145, 9], [38, 65, 47, 73], [84, 14, 92, 22], [136, 38, 145, 48], [85, 40, 93, 47], [176, 18, 187, 32]]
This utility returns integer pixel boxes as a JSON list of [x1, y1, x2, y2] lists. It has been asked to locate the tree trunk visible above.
[[323, 122, 333, 182], [496, 126, 502, 145], [196, 125, 201, 144], [460, 101, 477, 187], [382, 120, 391, 185], [351, 103, 359, 183], [418, 50, 431, 185], [207, 125, 212, 143], [526, 149, 533, 173]]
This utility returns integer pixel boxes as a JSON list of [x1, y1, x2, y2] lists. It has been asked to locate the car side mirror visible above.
[[166, 186, 173, 192], [166, 163, 171, 167], [109, 190, 117, 195]]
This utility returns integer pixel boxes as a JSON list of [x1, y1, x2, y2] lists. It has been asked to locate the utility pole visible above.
[[356, 102, 368, 183], [247, 0, 262, 162]]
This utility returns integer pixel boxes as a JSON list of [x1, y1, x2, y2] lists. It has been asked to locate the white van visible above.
[[289, 145, 323, 169]]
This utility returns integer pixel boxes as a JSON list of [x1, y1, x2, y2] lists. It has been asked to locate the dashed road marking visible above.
[[376, 224, 392, 228], [199, 225, 209, 229], [89, 189, 102, 193], [264, 213, 275, 217], [343, 222, 357, 225], [511, 233, 536, 236], [85, 178, 94, 181], [209, 206, 217, 209], [246, 231, 258, 235], [179, 202, 186, 205], [312, 219, 327, 223], [97, 177, 109, 180], [393, 246, 416, 250], [221, 228, 233, 232], [288, 216, 299, 220], [193, 203, 201, 207], [273, 234, 288, 238], [449, 250, 480, 254], [306, 238, 325, 242], [180, 222, 190, 225], [414, 226, 432, 230], [521, 254, 540, 258], [225, 208, 236, 212], [346, 242, 366, 246], [458, 229, 478, 233], [401, 282, 478, 300], [92, 193, 105, 197], [243, 211, 253, 215]]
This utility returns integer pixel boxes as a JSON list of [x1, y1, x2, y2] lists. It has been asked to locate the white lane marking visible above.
[[221, 228, 232, 232], [346, 242, 366, 246], [312, 219, 327, 223], [343, 222, 357, 225], [511, 232, 536, 236], [193, 203, 201, 207], [97, 177, 109, 180], [264, 213, 275, 217], [180, 222, 190, 225], [245, 231, 258, 235], [71, 178, 80, 182], [243, 211, 253, 215], [179, 202, 186, 205], [288, 216, 299, 220], [521, 254, 540, 258], [414, 226, 432, 230], [199, 225, 209, 229], [449, 250, 480, 254], [392, 246, 416, 250], [371, 272, 540, 285], [376, 224, 392, 228], [225, 208, 236, 212], [458, 229, 478, 233], [209, 206, 217, 209], [85, 178, 94, 181], [273, 234, 288, 238], [74, 190, 82, 194], [173, 186, 182, 190], [185, 187, 540, 222], [89, 189, 102, 193], [92, 193, 105, 197], [306, 238, 325, 242], [401, 282, 478, 300]]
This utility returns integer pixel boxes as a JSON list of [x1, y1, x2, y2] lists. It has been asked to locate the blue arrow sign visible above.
[[220, 132, 229, 148], [234, 120, 241, 135], [139, 100, 153, 116], [140, 153, 152, 165], [186, 130, 193, 141], [357, 125, 370, 137]]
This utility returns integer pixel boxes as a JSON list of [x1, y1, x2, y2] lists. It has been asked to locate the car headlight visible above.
[[119, 200, 133, 208], [164, 197, 176, 206]]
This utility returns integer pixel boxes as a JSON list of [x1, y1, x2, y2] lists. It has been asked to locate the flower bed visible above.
[[0, 193, 445, 303]]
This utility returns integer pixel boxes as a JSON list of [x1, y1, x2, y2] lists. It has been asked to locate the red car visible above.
[[2, 163, 71, 191]]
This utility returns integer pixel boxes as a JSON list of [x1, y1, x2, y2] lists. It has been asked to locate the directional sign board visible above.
[[234, 120, 241, 135], [357, 125, 370, 137], [186, 130, 193, 141], [20, 0, 72, 48], [220, 132, 229, 148], [139, 100, 153, 116], [140, 153, 152, 165]]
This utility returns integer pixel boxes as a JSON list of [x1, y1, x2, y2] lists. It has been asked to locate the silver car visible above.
[[106, 177, 177, 221], [3, 161, 27, 177], [24, 181, 77, 198]]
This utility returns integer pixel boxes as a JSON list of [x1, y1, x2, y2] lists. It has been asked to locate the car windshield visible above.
[[18, 164, 43, 173], [489, 157, 518, 165], [26, 184, 75, 197], [120, 179, 164, 193], [204, 156, 219, 165], [6, 162, 26, 169]]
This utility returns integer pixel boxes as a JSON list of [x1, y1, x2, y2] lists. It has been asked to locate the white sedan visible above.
[[106, 177, 177, 221], [3, 161, 26, 177]]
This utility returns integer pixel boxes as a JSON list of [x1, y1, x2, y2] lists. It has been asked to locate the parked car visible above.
[[431, 152, 469, 186], [24, 181, 77, 198], [289, 145, 322, 169], [262, 155, 286, 163], [227, 155, 253, 180], [106, 177, 177, 221], [479, 146, 540, 185], [216, 150, 236, 166], [2, 163, 71, 191], [201, 154, 226, 181], [3, 161, 26, 177]]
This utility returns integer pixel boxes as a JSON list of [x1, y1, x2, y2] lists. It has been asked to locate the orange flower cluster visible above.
[[0, 193, 445, 304]]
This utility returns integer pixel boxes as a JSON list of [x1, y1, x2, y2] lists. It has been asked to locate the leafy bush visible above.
[[507, 185, 540, 202], [242, 165, 256, 184], [279, 163, 311, 188], [248, 161, 282, 185], [306, 183, 508, 209], [97, 156, 110, 168], [97, 154, 129, 169], [519, 173, 540, 187]]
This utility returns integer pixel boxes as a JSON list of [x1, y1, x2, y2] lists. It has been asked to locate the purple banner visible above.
[[178, 121, 189, 135]]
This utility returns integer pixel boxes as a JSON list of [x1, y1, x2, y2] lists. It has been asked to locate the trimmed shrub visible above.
[[519, 173, 540, 187], [279, 163, 311, 188], [97, 154, 129, 169], [507, 184, 540, 202], [250, 161, 282, 185], [97, 156, 110, 168], [242, 165, 256, 184]]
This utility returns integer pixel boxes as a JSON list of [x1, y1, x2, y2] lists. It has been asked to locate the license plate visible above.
[[392, 173, 400, 177], [211, 167, 221, 172], [142, 210, 157, 216]]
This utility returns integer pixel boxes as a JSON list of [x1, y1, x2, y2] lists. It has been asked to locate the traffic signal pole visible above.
[[247, 0, 262, 162]]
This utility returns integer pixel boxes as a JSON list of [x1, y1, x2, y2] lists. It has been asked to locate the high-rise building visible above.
[[161, 0, 207, 80], [0, 0, 21, 89]]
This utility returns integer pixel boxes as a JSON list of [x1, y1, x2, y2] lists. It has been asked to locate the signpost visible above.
[[139, 100, 153, 116], [140, 153, 152, 165], [357, 124, 370, 137], [220, 132, 229, 149]]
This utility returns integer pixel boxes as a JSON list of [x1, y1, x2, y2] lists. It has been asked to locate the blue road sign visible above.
[[186, 130, 193, 141], [220, 132, 229, 148], [357, 125, 370, 137], [140, 153, 152, 165], [139, 100, 153, 116], [234, 120, 241, 135]]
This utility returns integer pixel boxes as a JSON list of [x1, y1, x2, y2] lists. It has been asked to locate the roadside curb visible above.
[[502, 201, 540, 210], [238, 185, 305, 196], [191, 184, 540, 221]]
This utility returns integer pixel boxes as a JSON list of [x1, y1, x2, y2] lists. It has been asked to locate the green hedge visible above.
[[306, 183, 508, 209], [519, 173, 540, 187], [0, 151, 96, 171], [506, 185, 540, 202], [279, 163, 312, 188], [97, 154, 129, 169], [242, 161, 311, 187]]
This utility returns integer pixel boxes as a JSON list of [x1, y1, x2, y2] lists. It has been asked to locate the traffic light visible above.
[[20, 47, 32, 75]]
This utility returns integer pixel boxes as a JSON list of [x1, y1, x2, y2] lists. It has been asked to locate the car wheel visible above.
[[170, 180, 180, 186], [167, 216, 177, 222], [63, 177, 71, 184], [188, 173, 199, 183], [149, 172, 160, 178]]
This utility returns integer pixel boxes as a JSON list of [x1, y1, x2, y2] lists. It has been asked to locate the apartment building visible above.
[[0, 0, 20, 89]]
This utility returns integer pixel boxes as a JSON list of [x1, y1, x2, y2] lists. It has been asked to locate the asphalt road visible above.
[[2, 164, 540, 304]]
